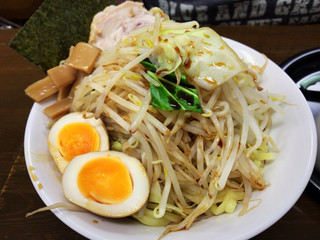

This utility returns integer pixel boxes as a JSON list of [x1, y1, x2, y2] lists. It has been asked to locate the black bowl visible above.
[[280, 47, 320, 102]]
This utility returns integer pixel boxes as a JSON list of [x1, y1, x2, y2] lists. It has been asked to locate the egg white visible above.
[[62, 151, 150, 218], [48, 112, 109, 173]]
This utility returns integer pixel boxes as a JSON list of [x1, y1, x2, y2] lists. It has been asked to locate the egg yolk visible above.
[[77, 156, 133, 204], [57, 122, 100, 161]]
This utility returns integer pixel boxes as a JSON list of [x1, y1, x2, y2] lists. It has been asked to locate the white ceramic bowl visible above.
[[24, 38, 317, 240]]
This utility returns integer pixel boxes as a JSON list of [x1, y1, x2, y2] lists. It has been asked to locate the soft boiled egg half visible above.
[[48, 112, 109, 173], [62, 151, 150, 217]]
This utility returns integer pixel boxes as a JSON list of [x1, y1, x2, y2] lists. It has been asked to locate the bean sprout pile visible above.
[[68, 10, 282, 238]]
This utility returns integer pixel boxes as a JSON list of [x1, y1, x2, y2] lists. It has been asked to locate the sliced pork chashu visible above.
[[89, 1, 157, 50]]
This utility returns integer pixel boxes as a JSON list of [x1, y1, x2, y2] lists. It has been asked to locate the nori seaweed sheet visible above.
[[9, 0, 116, 71]]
